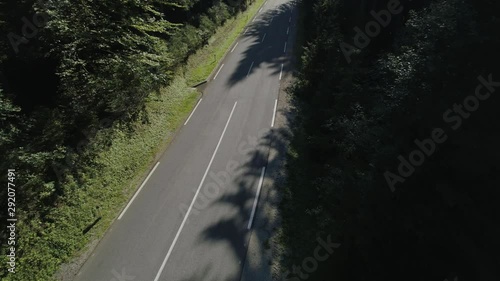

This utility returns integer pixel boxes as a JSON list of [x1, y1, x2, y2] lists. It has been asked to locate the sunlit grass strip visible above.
[[185, 0, 266, 86], [1, 77, 199, 281]]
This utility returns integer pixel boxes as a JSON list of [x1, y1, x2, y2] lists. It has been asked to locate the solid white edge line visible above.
[[253, 17, 257, 22], [244, 28, 248, 34], [247, 61, 255, 77], [279, 64, 283, 80], [261, 33, 267, 43], [153, 102, 238, 281], [259, 7, 263, 13], [284, 42, 287, 53], [118, 162, 160, 220], [271, 99, 277, 127], [248, 166, 266, 230], [184, 98, 203, 126], [213, 64, 225, 80]]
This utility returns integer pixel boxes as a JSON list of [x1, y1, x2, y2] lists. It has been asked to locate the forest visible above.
[[280, 0, 500, 280], [0, 0, 256, 279], [1, 0, 499, 280]]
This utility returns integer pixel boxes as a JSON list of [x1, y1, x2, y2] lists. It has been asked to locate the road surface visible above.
[[74, 0, 298, 280]]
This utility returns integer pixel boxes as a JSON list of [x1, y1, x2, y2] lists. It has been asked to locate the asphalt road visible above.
[[74, 0, 298, 280]]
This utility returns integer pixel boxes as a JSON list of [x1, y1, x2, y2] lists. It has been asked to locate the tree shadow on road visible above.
[[177, 1, 300, 280], [179, 124, 293, 281], [226, 0, 299, 87]]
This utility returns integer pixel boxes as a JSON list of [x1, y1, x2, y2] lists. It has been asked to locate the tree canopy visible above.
[[0, 0, 254, 279], [281, 0, 500, 280]]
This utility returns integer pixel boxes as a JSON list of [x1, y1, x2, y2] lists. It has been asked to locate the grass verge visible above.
[[2, 77, 199, 281], [273, 0, 324, 279], [185, 0, 266, 86], [2, 1, 268, 280]]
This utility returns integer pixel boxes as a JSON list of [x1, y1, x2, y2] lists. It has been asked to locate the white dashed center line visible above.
[[271, 99, 278, 127], [153, 102, 238, 281], [247, 61, 255, 77], [248, 166, 266, 230]]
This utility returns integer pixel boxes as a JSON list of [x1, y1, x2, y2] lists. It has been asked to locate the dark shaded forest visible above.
[[281, 0, 500, 280], [1, 0, 499, 280], [0, 0, 255, 279]]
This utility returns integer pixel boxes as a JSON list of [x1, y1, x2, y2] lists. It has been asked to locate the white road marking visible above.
[[184, 98, 202, 126], [231, 42, 239, 53], [244, 28, 248, 34], [153, 102, 238, 281], [264, 0, 268, 5], [247, 61, 255, 77], [259, 7, 263, 13], [248, 166, 266, 230], [253, 17, 257, 22], [287, 27, 290, 35], [261, 33, 267, 43], [214, 64, 224, 80], [271, 99, 277, 127], [279, 64, 283, 80], [283, 42, 287, 53], [118, 162, 160, 220]]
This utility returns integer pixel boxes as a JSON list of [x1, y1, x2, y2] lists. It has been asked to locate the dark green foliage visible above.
[[283, 0, 500, 280], [0, 0, 254, 278]]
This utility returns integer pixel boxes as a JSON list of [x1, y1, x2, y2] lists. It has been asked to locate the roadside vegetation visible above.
[[185, 0, 265, 85], [280, 0, 500, 280], [0, 0, 263, 279]]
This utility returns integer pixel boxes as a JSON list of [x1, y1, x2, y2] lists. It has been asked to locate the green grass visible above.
[[85, 76, 200, 242], [2, 77, 199, 281], [185, 0, 266, 86], [2, 1, 270, 279]]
